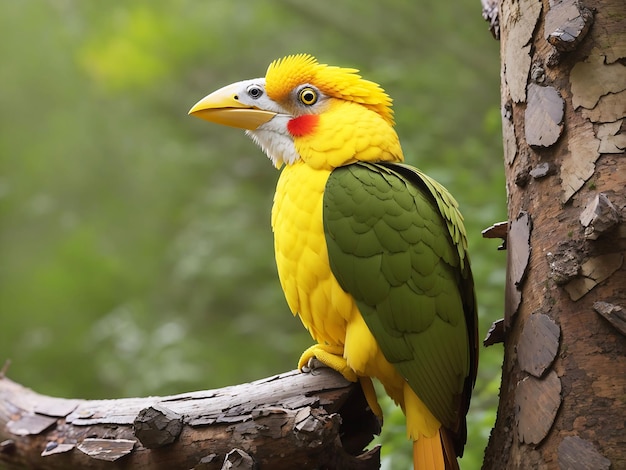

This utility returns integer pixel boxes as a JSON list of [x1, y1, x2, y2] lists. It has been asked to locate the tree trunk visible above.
[[0, 368, 380, 469], [483, 0, 626, 468]]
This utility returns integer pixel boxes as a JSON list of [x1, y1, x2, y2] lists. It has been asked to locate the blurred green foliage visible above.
[[0, 1, 505, 467]]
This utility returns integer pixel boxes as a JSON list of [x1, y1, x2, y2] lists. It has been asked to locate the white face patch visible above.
[[231, 78, 280, 111], [231, 78, 300, 168]]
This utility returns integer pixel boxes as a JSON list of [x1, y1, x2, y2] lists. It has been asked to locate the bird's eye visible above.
[[298, 87, 318, 106], [247, 85, 264, 99]]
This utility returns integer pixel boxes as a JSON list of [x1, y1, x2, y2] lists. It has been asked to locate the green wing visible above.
[[323, 161, 477, 445]]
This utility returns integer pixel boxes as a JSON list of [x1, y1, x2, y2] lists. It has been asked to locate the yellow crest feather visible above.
[[265, 54, 394, 125]]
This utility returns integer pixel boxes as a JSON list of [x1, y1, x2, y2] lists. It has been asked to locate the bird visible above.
[[189, 54, 477, 470]]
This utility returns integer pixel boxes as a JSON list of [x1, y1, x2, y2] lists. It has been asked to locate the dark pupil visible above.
[[303, 91, 314, 102], [249, 87, 261, 98]]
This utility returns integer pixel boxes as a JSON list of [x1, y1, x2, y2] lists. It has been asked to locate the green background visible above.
[[0, 2, 505, 468]]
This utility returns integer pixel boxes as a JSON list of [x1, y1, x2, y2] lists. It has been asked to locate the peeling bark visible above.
[[579, 193, 620, 240], [593, 301, 626, 337], [0, 369, 381, 470], [515, 371, 562, 445], [557, 436, 611, 470], [563, 253, 623, 301], [544, 0, 593, 52], [517, 313, 560, 378], [483, 0, 626, 468], [505, 211, 531, 327], [501, 0, 542, 103], [524, 83, 564, 147], [481, 0, 501, 39]]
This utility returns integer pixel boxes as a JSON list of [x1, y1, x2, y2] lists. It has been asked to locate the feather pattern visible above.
[[323, 161, 477, 451]]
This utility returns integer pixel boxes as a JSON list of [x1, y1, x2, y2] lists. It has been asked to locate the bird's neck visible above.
[[246, 113, 300, 168], [293, 100, 404, 170]]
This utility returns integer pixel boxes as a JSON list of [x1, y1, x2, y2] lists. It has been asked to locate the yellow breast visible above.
[[271, 160, 356, 346]]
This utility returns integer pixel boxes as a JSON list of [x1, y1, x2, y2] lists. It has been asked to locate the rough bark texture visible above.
[[483, 0, 626, 468], [0, 368, 381, 469]]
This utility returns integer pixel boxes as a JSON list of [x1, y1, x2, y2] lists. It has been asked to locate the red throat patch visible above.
[[287, 114, 319, 137]]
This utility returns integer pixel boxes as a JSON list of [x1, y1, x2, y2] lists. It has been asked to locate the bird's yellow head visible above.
[[190, 54, 403, 169]]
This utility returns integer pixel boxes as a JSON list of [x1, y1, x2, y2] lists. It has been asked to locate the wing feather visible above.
[[323, 161, 477, 451]]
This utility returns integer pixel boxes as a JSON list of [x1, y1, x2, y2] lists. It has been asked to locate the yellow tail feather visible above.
[[413, 432, 445, 470], [413, 430, 459, 470]]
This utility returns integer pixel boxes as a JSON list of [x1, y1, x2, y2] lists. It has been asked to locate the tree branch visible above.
[[0, 368, 381, 469]]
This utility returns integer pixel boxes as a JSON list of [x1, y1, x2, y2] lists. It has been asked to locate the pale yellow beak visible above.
[[188, 82, 276, 130]]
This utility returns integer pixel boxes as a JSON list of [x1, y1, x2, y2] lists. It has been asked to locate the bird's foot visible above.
[[298, 344, 358, 382]]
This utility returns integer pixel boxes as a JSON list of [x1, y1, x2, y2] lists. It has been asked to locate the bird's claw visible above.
[[298, 344, 358, 382], [301, 357, 327, 375]]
